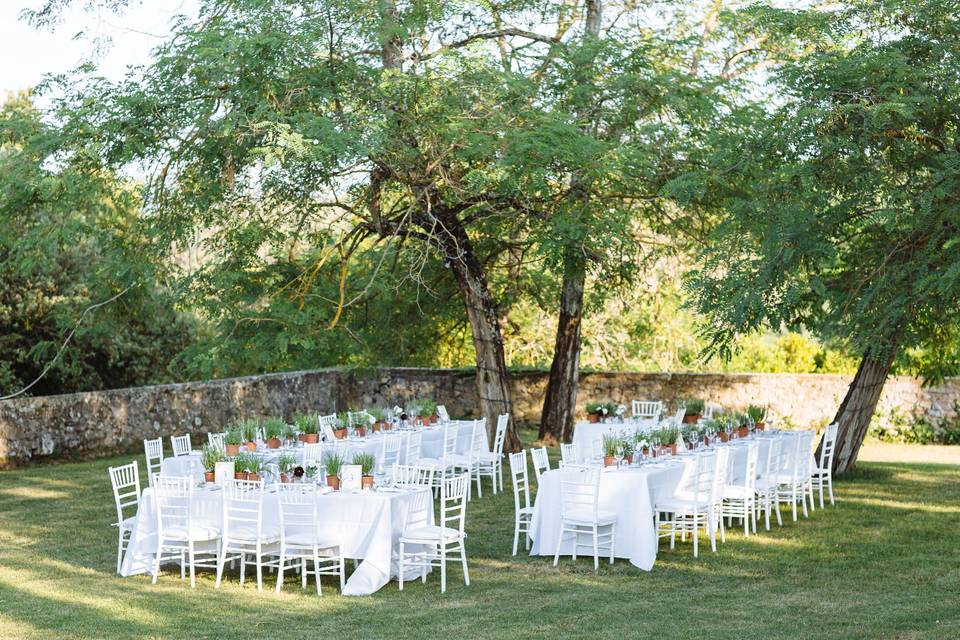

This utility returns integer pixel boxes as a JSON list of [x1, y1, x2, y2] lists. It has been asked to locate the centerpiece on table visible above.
[[224, 425, 242, 457], [232, 452, 250, 480], [747, 405, 767, 431], [263, 417, 285, 449], [245, 457, 263, 482], [278, 453, 297, 483], [418, 399, 438, 425], [201, 444, 225, 483], [601, 434, 620, 467], [680, 399, 705, 424], [353, 452, 377, 489], [369, 407, 387, 432], [297, 415, 320, 443], [334, 412, 349, 439], [323, 452, 344, 490], [655, 426, 681, 455], [585, 401, 615, 424], [282, 423, 297, 447], [633, 433, 650, 457], [241, 419, 259, 451]]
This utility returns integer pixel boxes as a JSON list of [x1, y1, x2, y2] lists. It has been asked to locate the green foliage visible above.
[[239, 420, 258, 443], [199, 444, 224, 472], [262, 418, 284, 440], [869, 404, 960, 445], [224, 426, 242, 447], [746, 405, 767, 424], [277, 452, 296, 473], [294, 414, 318, 435], [323, 452, 343, 478], [680, 399, 705, 415], [352, 452, 376, 476]]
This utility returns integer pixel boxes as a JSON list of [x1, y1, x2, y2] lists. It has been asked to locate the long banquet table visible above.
[[120, 483, 434, 595]]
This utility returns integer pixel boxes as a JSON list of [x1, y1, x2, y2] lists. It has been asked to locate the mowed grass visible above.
[[0, 432, 958, 640]]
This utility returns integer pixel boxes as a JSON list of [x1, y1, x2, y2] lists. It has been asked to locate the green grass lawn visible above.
[[1, 432, 957, 640]]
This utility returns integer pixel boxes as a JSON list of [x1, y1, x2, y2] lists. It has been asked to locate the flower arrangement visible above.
[[585, 401, 617, 423], [245, 456, 263, 481], [296, 414, 319, 442], [418, 399, 438, 423]]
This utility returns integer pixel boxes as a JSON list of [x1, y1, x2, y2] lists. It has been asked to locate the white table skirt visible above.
[[120, 485, 434, 595], [419, 424, 474, 459], [529, 464, 687, 570]]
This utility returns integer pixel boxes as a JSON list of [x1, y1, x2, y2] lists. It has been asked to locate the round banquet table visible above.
[[120, 483, 434, 596]]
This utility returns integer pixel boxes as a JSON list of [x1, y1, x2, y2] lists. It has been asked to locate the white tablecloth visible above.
[[571, 420, 658, 459], [419, 424, 474, 458], [120, 484, 433, 595]]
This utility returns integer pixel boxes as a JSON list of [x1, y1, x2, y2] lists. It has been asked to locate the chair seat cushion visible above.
[[401, 524, 465, 543], [561, 508, 617, 526]]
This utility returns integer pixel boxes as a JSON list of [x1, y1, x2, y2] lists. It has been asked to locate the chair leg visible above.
[[301, 558, 307, 590], [693, 513, 700, 558], [256, 547, 263, 592], [440, 546, 447, 594], [152, 543, 163, 584], [313, 550, 322, 596], [188, 541, 196, 589], [116, 529, 124, 575], [512, 516, 520, 556], [609, 524, 616, 564], [398, 543, 405, 591], [592, 525, 599, 573], [275, 547, 285, 593], [460, 543, 470, 586], [828, 475, 835, 505], [553, 524, 563, 567], [215, 541, 228, 589], [819, 479, 825, 509]]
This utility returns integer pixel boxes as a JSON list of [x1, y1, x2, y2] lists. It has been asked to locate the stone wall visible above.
[[1, 367, 957, 466]]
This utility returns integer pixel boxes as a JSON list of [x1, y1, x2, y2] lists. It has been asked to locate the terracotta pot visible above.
[[266, 437, 281, 449], [381, 421, 391, 431], [225, 444, 240, 456], [303, 433, 319, 444], [603, 456, 616, 467], [587, 413, 601, 424], [682, 414, 701, 424], [204, 471, 216, 483], [280, 473, 292, 483], [355, 427, 366, 438], [755, 422, 765, 431], [334, 429, 348, 440], [372, 423, 382, 433], [244, 441, 257, 452], [641, 447, 650, 456], [430, 415, 438, 425], [625, 454, 634, 465], [248, 473, 261, 482], [738, 427, 749, 438], [718, 432, 729, 443], [298, 433, 306, 442], [326, 475, 340, 490], [661, 444, 677, 456], [361, 475, 375, 490], [234, 471, 248, 481]]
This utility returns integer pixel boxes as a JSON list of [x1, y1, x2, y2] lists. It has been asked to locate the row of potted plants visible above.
[[585, 402, 627, 423], [199, 444, 378, 489]]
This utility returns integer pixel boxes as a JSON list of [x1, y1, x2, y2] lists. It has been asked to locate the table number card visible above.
[[341, 464, 362, 492], [215, 460, 235, 486]]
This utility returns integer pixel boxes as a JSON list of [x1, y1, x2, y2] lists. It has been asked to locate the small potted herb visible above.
[[634, 432, 650, 456], [232, 452, 250, 480], [241, 419, 259, 451], [304, 465, 317, 483], [418, 399, 438, 425], [246, 457, 264, 482], [747, 404, 767, 431], [282, 423, 297, 446], [657, 426, 681, 455], [333, 413, 348, 440], [368, 407, 386, 432], [353, 452, 376, 490], [323, 452, 344, 490], [300, 417, 319, 444], [200, 444, 224, 483], [350, 410, 368, 438], [224, 425, 242, 457], [278, 452, 296, 483], [585, 402, 606, 424], [621, 438, 635, 464], [601, 435, 620, 467], [263, 417, 285, 449], [680, 399, 705, 424]]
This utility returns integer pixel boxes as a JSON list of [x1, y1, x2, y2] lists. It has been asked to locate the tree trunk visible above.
[[824, 346, 896, 474], [440, 227, 520, 452], [539, 257, 585, 445]]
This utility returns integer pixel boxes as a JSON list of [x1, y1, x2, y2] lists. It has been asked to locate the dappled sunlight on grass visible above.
[[0, 485, 72, 500]]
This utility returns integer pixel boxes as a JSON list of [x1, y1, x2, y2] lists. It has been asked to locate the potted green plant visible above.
[[278, 452, 296, 483], [282, 423, 297, 446], [323, 452, 344, 490], [300, 416, 320, 443], [224, 425, 242, 457], [246, 457, 264, 482], [263, 417, 285, 449], [621, 438, 635, 464], [680, 399, 705, 424], [353, 452, 377, 490], [585, 402, 606, 423], [200, 444, 224, 482], [368, 407, 386, 431], [349, 410, 368, 438], [633, 432, 650, 456], [232, 452, 250, 480], [657, 426, 681, 455], [304, 464, 318, 483], [418, 399, 438, 425], [601, 434, 620, 467], [747, 404, 767, 430], [240, 419, 259, 451], [700, 418, 718, 445]]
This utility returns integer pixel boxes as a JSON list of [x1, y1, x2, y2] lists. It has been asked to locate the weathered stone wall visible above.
[[1, 367, 957, 466]]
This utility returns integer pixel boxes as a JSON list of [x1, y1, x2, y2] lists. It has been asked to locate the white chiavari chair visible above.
[[391, 463, 436, 489], [553, 467, 616, 571], [755, 437, 784, 529], [631, 400, 663, 420], [417, 422, 461, 494], [530, 447, 550, 482], [722, 442, 759, 536], [170, 434, 193, 457], [404, 430, 423, 465], [380, 434, 403, 473], [811, 423, 838, 507], [436, 404, 451, 423], [776, 431, 814, 522], [560, 443, 579, 464], [108, 461, 141, 574], [143, 438, 163, 487], [509, 451, 533, 556], [399, 472, 470, 593], [474, 415, 508, 496], [275, 484, 344, 595], [207, 432, 225, 451], [152, 475, 220, 588], [655, 450, 717, 558], [302, 443, 323, 469], [215, 478, 279, 592]]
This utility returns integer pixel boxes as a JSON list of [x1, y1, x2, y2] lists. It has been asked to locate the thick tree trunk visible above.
[[441, 228, 520, 452], [824, 347, 896, 474], [539, 258, 585, 445]]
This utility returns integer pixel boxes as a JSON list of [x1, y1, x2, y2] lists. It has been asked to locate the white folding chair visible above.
[[811, 423, 838, 507], [319, 414, 338, 441], [170, 434, 193, 457], [553, 467, 616, 571], [152, 476, 220, 588], [108, 461, 141, 574], [302, 443, 324, 468], [722, 442, 759, 536], [215, 479, 279, 592], [275, 484, 344, 595], [404, 430, 423, 465], [143, 438, 163, 487], [530, 447, 550, 482], [380, 434, 403, 473], [509, 451, 533, 556], [399, 472, 470, 594], [207, 432, 225, 450], [776, 431, 814, 522], [417, 422, 462, 493], [755, 437, 784, 530], [560, 443, 579, 464], [655, 451, 718, 558]]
